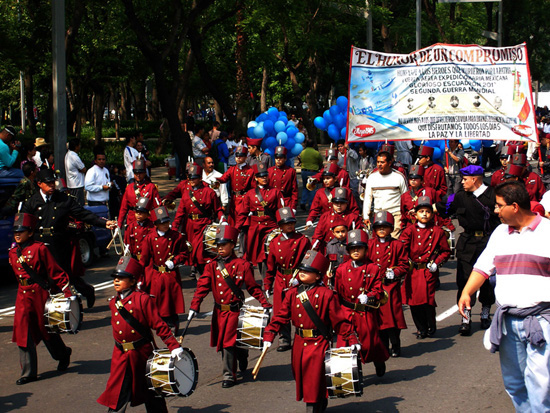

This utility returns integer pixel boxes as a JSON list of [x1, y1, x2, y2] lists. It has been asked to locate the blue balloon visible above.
[[460, 139, 471, 149], [264, 148, 274, 156], [433, 147, 442, 160], [470, 140, 482, 151], [413, 140, 424, 147], [323, 110, 333, 124], [265, 136, 277, 149], [261, 139, 268, 150], [286, 126, 298, 139], [334, 114, 346, 130], [279, 111, 288, 119], [254, 124, 266, 138], [482, 140, 494, 147], [291, 143, 303, 156], [337, 96, 348, 112], [274, 121, 286, 133], [314, 116, 327, 130], [328, 124, 340, 141], [364, 141, 379, 149], [247, 127, 255, 139], [329, 105, 340, 117], [263, 120, 274, 134], [267, 107, 279, 117], [340, 127, 346, 138], [294, 132, 305, 144], [257, 113, 267, 122], [276, 131, 288, 145], [285, 138, 296, 149]]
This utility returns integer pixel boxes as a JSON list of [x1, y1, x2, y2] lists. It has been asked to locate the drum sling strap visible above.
[[296, 284, 331, 342], [188, 189, 209, 218], [16, 247, 49, 290], [325, 188, 333, 203], [115, 297, 155, 346], [217, 259, 245, 302], [254, 188, 277, 221]]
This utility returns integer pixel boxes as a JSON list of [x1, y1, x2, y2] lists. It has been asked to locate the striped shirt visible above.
[[474, 214, 550, 308]]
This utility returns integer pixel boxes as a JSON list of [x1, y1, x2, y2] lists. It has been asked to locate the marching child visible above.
[[264, 207, 311, 352], [139, 206, 188, 334], [263, 250, 359, 413], [333, 229, 389, 377], [188, 225, 271, 388], [124, 197, 155, 261], [323, 216, 350, 289], [367, 211, 409, 357], [399, 196, 450, 339], [97, 256, 183, 412], [9, 213, 74, 384]]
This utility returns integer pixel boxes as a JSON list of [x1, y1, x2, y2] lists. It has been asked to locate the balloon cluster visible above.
[[413, 139, 494, 160], [246, 107, 305, 157], [313, 96, 349, 141]]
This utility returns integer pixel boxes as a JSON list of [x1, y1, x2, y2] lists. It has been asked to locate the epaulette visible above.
[[108, 296, 115, 301]]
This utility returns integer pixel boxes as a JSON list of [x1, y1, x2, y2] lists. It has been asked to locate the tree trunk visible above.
[[24, 70, 37, 136], [235, 2, 249, 131], [177, 48, 195, 122], [260, 66, 268, 113], [92, 88, 104, 146], [149, 84, 160, 120], [423, 0, 448, 43]]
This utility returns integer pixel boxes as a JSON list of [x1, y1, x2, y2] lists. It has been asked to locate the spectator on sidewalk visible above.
[[85, 150, 112, 208], [444, 139, 465, 195], [299, 139, 323, 211], [213, 131, 230, 172], [0, 126, 23, 179], [192, 125, 209, 167], [123, 135, 139, 183], [64, 138, 86, 205], [33, 137, 47, 168]]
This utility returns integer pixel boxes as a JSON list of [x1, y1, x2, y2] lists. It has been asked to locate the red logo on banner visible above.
[[352, 124, 376, 138]]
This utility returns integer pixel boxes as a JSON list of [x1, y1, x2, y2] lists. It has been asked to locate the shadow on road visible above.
[[364, 364, 436, 386], [400, 336, 455, 358], [176, 404, 232, 412], [245, 363, 294, 383], [328, 396, 404, 412], [72, 358, 111, 375], [0, 392, 32, 412]]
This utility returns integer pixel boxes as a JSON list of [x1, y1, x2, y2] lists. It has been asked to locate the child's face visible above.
[[135, 211, 149, 222], [217, 242, 234, 257], [298, 270, 320, 285], [156, 222, 170, 232], [323, 176, 336, 188], [275, 157, 286, 167], [375, 225, 392, 238], [409, 177, 422, 189], [332, 225, 348, 240], [332, 201, 348, 214], [280, 222, 296, 234], [348, 246, 367, 261], [113, 276, 136, 293], [415, 207, 433, 224], [14, 230, 32, 244], [236, 156, 246, 165], [255, 175, 268, 186]]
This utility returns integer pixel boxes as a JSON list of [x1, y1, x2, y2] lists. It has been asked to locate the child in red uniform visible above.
[[9, 213, 74, 384], [367, 211, 409, 357], [323, 216, 350, 289], [263, 250, 359, 413], [188, 225, 271, 388], [333, 229, 389, 377], [97, 257, 182, 413], [124, 196, 155, 261], [312, 187, 363, 253], [400, 196, 451, 338], [264, 207, 311, 351], [139, 206, 187, 334]]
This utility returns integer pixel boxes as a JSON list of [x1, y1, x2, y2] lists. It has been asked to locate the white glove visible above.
[[221, 221, 229, 226], [358, 293, 368, 305], [385, 268, 395, 280], [171, 347, 184, 360], [292, 209, 296, 215], [137, 281, 143, 290], [69, 295, 78, 301], [351, 343, 361, 352], [305, 221, 313, 229], [427, 262, 438, 273], [188, 309, 197, 319], [263, 341, 272, 351], [165, 260, 174, 270], [290, 278, 299, 287], [265, 290, 270, 299]]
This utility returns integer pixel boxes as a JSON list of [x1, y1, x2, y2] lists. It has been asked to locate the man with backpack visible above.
[[444, 139, 466, 195], [211, 131, 230, 172]]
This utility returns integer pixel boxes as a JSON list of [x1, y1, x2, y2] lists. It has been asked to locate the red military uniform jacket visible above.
[[264, 283, 358, 403], [237, 185, 283, 265], [97, 289, 180, 410], [268, 165, 298, 210], [124, 219, 155, 261], [139, 229, 188, 317], [333, 260, 389, 363], [306, 187, 360, 223], [491, 168, 505, 187], [312, 210, 364, 252], [400, 186, 454, 231], [172, 183, 223, 266], [423, 163, 447, 201], [367, 237, 409, 330], [190, 255, 270, 351], [324, 238, 350, 288], [312, 166, 351, 188], [217, 164, 256, 224], [264, 232, 311, 314], [522, 170, 546, 201], [399, 222, 450, 306], [9, 240, 71, 347], [118, 179, 161, 228]]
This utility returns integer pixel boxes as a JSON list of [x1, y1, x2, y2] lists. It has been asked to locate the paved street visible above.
[[0, 168, 514, 412]]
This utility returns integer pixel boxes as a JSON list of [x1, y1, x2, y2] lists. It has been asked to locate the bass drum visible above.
[[325, 346, 363, 398], [146, 348, 199, 397], [264, 228, 282, 256], [44, 293, 83, 334]]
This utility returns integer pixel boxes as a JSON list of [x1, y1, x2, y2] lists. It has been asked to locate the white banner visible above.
[[346, 43, 537, 143]]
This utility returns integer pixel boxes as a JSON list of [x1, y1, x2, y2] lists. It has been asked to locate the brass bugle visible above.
[[306, 177, 317, 191]]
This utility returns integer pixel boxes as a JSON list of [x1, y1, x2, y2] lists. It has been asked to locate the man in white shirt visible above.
[[64, 138, 86, 205], [85, 151, 112, 207], [363, 150, 407, 237], [203, 156, 229, 209], [123, 135, 139, 183], [33, 137, 47, 168]]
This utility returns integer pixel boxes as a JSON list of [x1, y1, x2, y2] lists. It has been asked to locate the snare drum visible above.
[[203, 223, 219, 255], [236, 305, 271, 350], [264, 228, 282, 256], [44, 293, 83, 334], [325, 346, 363, 398], [146, 348, 199, 397]]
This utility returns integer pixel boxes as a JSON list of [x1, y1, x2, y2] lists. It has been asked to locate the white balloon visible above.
[[248, 121, 258, 129]]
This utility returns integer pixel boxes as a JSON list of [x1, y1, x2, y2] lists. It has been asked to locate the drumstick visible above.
[[178, 312, 195, 344], [252, 346, 269, 380]]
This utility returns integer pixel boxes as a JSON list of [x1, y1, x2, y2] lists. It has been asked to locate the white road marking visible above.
[[436, 305, 458, 322]]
